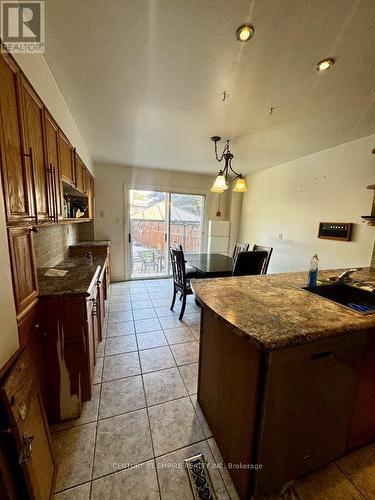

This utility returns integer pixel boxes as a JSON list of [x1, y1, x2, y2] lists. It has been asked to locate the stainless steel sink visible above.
[[302, 283, 375, 315]]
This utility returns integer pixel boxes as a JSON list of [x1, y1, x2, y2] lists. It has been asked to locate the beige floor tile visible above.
[[99, 375, 146, 419], [93, 357, 103, 384], [151, 298, 172, 308], [158, 316, 184, 330], [154, 306, 178, 317], [139, 346, 176, 373], [108, 310, 133, 324], [190, 394, 212, 438], [294, 463, 364, 500], [52, 422, 96, 492], [106, 321, 135, 337], [54, 482, 91, 499], [336, 443, 375, 499], [93, 409, 153, 478], [134, 318, 162, 333], [103, 351, 141, 381], [189, 325, 200, 341], [131, 299, 153, 310], [164, 326, 194, 345], [143, 367, 188, 406], [179, 363, 198, 394], [181, 312, 201, 327], [133, 308, 157, 320], [51, 385, 100, 432], [137, 331, 168, 350], [148, 397, 204, 456], [156, 440, 229, 499], [105, 335, 137, 355], [110, 294, 131, 303], [110, 301, 132, 312], [91, 460, 159, 499], [170, 341, 199, 365], [207, 437, 240, 500]]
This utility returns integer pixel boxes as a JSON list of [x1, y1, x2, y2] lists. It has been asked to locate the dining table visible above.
[[185, 253, 234, 278]]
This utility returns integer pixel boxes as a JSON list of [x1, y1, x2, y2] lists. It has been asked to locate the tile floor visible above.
[[51, 279, 375, 499]]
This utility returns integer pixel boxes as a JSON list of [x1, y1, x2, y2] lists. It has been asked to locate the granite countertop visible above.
[[192, 268, 375, 351], [37, 255, 107, 298], [69, 240, 110, 247]]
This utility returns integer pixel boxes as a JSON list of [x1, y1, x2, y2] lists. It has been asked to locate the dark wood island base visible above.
[[194, 271, 375, 498]]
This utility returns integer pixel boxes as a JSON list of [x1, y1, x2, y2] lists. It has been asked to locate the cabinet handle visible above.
[[34, 323, 40, 329], [24, 147, 39, 225], [29, 226, 39, 234], [19, 434, 34, 464]]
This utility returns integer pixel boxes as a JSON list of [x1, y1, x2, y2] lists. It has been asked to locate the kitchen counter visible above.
[[37, 255, 107, 298], [69, 240, 110, 248], [192, 267, 375, 350]]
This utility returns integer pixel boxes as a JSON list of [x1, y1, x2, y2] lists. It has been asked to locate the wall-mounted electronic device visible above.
[[318, 222, 353, 241]]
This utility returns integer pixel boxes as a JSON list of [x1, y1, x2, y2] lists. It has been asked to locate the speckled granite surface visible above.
[[38, 255, 107, 298], [192, 268, 375, 351], [69, 240, 110, 247]]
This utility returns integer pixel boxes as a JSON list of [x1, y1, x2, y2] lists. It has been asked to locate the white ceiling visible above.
[[44, 0, 375, 175]]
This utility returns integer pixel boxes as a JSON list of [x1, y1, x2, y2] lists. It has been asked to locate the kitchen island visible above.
[[192, 269, 375, 498]]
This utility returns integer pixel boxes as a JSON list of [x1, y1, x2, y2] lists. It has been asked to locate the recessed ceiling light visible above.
[[316, 58, 335, 72], [236, 24, 255, 42]]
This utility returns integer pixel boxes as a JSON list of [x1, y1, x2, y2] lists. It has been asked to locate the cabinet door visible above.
[[1, 345, 56, 500], [19, 77, 50, 224], [75, 153, 85, 194], [0, 52, 34, 223], [58, 130, 75, 186], [44, 111, 63, 221], [8, 226, 38, 320]]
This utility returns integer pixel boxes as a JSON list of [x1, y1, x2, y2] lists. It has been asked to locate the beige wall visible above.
[[94, 163, 241, 280], [240, 134, 375, 274], [14, 53, 93, 173], [0, 177, 19, 369]]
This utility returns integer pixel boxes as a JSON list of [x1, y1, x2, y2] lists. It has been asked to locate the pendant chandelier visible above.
[[210, 136, 247, 193]]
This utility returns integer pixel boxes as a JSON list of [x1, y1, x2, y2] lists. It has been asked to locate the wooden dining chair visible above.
[[232, 250, 268, 277], [233, 241, 250, 261], [169, 246, 193, 320], [252, 244, 273, 274]]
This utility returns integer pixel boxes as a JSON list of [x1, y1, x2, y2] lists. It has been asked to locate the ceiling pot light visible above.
[[236, 24, 255, 42], [210, 136, 248, 193], [316, 58, 335, 71]]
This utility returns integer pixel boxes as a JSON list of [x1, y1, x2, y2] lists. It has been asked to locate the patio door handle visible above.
[[164, 233, 167, 243], [128, 233, 131, 243]]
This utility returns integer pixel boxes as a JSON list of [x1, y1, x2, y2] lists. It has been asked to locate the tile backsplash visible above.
[[34, 222, 94, 268]]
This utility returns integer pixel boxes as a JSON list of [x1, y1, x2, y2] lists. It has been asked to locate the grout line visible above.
[[334, 462, 368, 499], [133, 301, 163, 500]]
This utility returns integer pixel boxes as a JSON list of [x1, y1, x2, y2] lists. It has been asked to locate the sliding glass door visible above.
[[128, 190, 205, 279]]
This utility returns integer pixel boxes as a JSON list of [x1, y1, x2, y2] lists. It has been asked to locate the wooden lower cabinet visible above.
[[39, 262, 106, 424], [0, 342, 57, 500], [346, 332, 375, 450], [8, 226, 38, 320]]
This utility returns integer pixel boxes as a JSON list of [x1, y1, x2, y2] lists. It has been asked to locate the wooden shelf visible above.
[[367, 185, 375, 190], [61, 218, 93, 224]]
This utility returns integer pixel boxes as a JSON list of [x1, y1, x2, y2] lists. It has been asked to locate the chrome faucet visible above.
[[337, 268, 363, 282]]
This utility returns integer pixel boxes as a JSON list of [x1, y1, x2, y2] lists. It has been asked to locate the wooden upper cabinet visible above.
[[58, 130, 75, 186], [8, 226, 38, 320], [44, 111, 63, 221], [75, 153, 85, 194], [0, 52, 34, 223], [19, 76, 50, 224]]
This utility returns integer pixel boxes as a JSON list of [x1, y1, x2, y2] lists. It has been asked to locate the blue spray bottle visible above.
[[307, 253, 319, 287]]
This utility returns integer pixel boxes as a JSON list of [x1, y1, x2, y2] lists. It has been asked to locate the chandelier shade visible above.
[[210, 174, 229, 193]]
